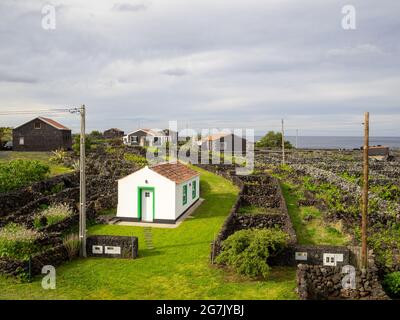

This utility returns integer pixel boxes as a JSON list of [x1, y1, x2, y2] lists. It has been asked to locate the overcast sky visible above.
[[0, 0, 399, 136]]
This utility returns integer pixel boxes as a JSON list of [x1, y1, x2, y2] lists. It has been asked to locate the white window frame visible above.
[[19, 137, 25, 145]]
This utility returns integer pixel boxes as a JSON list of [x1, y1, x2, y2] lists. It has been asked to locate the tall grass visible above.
[[63, 233, 80, 260], [0, 223, 40, 260], [33, 203, 74, 229]]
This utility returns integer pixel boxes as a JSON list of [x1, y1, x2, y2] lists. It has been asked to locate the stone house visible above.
[[12, 117, 72, 152], [104, 128, 125, 139]]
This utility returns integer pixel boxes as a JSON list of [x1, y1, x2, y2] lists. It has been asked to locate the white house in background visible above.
[[123, 128, 177, 147], [116, 162, 200, 223]]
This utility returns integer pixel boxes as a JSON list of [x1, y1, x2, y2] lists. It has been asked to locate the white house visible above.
[[123, 129, 177, 147], [116, 162, 200, 223]]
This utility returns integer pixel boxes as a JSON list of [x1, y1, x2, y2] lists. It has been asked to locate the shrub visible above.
[[383, 272, 400, 297], [63, 233, 80, 260], [256, 131, 293, 149], [124, 153, 148, 166], [0, 160, 50, 193], [49, 149, 67, 164], [0, 223, 40, 260], [33, 203, 74, 228], [216, 228, 289, 278], [72, 134, 92, 155]]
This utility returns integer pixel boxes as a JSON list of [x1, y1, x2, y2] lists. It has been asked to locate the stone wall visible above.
[[0, 172, 79, 217], [86, 235, 138, 259], [270, 245, 350, 267], [296, 249, 389, 300], [202, 164, 297, 261]]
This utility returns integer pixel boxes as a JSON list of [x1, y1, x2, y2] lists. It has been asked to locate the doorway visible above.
[[139, 187, 154, 222]]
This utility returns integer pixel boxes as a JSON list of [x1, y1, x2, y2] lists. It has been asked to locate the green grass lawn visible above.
[[0, 167, 298, 300], [281, 182, 349, 246], [0, 151, 73, 176]]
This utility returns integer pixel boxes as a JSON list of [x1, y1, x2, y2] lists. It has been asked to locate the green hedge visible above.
[[0, 160, 50, 193], [383, 272, 400, 298]]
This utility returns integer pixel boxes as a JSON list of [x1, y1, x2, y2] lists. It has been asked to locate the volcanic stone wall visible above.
[[0, 172, 79, 217], [87, 235, 138, 259], [296, 249, 389, 300], [200, 164, 297, 260]]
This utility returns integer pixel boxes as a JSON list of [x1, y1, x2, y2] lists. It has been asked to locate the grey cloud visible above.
[[0, 0, 399, 136], [162, 68, 189, 76], [112, 2, 149, 12]]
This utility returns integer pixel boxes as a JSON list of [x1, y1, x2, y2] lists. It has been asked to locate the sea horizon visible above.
[[255, 135, 400, 150]]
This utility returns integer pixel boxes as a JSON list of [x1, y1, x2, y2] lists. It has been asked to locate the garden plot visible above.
[[254, 149, 400, 298], [0, 145, 147, 279]]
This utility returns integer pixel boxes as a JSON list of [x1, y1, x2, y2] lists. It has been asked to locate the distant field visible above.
[[0, 151, 73, 176]]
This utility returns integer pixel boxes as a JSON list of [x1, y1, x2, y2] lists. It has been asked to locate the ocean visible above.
[[255, 136, 400, 150]]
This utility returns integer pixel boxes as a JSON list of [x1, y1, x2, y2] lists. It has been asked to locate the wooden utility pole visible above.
[[281, 119, 285, 165], [361, 112, 369, 269], [79, 105, 87, 257]]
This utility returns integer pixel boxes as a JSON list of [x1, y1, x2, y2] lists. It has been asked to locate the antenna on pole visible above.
[[281, 119, 285, 165], [361, 112, 369, 269]]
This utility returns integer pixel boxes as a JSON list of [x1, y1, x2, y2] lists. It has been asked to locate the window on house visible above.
[[131, 136, 138, 143], [154, 137, 159, 143], [19, 137, 25, 145], [192, 180, 196, 199], [183, 185, 187, 205], [34, 122, 41, 129]]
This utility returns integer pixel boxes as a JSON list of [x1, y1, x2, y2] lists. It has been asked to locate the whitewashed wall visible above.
[[175, 176, 200, 219], [116, 167, 176, 220]]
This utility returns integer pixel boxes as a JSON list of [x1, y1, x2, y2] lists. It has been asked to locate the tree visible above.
[[72, 134, 92, 155], [89, 130, 103, 139], [256, 131, 293, 149], [0, 127, 12, 145]]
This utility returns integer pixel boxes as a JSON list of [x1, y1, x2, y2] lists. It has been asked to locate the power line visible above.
[[0, 108, 73, 116]]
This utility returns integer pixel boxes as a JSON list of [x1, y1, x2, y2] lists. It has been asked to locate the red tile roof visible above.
[[150, 162, 199, 184], [39, 117, 70, 130]]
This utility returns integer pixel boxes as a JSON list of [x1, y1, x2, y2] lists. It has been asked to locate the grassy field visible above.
[[0, 167, 298, 300], [281, 182, 350, 246], [0, 151, 73, 176]]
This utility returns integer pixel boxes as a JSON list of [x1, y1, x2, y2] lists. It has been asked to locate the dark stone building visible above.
[[199, 133, 248, 155], [13, 117, 72, 151], [104, 128, 124, 139]]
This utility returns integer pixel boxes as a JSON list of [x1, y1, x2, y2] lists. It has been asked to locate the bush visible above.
[[216, 228, 289, 278], [0, 160, 50, 193], [0, 223, 40, 260], [33, 203, 74, 229], [72, 134, 92, 155], [383, 272, 400, 297], [63, 233, 80, 260], [124, 153, 148, 166], [256, 131, 293, 149], [49, 149, 68, 164]]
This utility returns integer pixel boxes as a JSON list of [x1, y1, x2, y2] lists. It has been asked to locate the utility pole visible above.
[[281, 119, 285, 165], [361, 112, 369, 269], [79, 105, 87, 257]]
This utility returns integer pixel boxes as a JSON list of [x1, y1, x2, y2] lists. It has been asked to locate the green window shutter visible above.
[[183, 185, 187, 205], [192, 181, 196, 199]]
